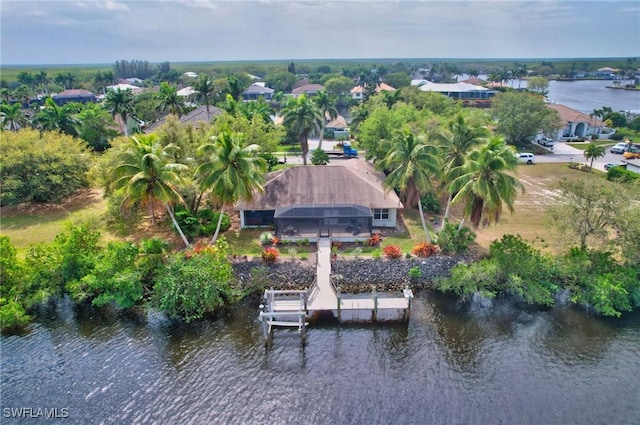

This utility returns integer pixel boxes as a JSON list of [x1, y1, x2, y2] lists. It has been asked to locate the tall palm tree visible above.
[[32, 97, 81, 137], [1, 102, 28, 132], [193, 74, 215, 119], [583, 143, 606, 172], [381, 90, 401, 109], [110, 134, 191, 247], [35, 71, 51, 95], [156, 82, 184, 118], [377, 129, 441, 242], [194, 131, 267, 244], [104, 88, 135, 136], [313, 90, 338, 150], [349, 103, 369, 134], [226, 76, 243, 101], [438, 115, 490, 229], [281, 95, 322, 166], [450, 137, 524, 229]]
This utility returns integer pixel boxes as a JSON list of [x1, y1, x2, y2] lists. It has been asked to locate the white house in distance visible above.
[[412, 80, 496, 99], [546, 104, 606, 140], [236, 160, 403, 242]]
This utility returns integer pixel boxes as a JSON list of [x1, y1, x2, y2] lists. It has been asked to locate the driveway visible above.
[[536, 141, 623, 171]]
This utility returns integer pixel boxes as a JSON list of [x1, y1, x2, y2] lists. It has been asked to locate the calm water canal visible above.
[[2, 293, 639, 425]]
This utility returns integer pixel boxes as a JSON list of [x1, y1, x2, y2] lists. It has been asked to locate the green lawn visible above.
[[566, 140, 615, 150]]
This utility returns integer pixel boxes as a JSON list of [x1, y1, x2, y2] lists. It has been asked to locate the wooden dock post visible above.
[[403, 286, 414, 321], [372, 285, 378, 322], [336, 286, 341, 322]]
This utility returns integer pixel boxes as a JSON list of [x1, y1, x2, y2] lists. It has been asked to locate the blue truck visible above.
[[327, 142, 358, 158]]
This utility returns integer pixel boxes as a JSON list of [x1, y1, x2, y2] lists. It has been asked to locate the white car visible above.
[[517, 153, 535, 164], [538, 137, 555, 147], [610, 142, 628, 154]]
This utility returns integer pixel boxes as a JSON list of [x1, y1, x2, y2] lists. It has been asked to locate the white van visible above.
[[517, 153, 535, 164]]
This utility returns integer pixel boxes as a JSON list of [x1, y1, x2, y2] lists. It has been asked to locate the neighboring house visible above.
[[324, 115, 349, 140], [177, 86, 197, 97], [236, 160, 403, 242], [593, 67, 616, 79], [144, 104, 223, 133], [241, 82, 274, 101], [350, 82, 396, 100], [621, 158, 640, 174], [291, 83, 325, 97], [106, 84, 144, 95], [413, 81, 496, 99], [52, 89, 97, 105], [546, 104, 604, 140]]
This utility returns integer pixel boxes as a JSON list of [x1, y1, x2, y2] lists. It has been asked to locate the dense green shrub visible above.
[[0, 236, 32, 332], [436, 221, 476, 255], [609, 133, 625, 140], [607, 166, 639, 183], [558, 249, 640, 317], [67, 241, 143, 308], [258, 152, 279, 171], [438, 235, 558, 306], [0, 129, 90, 206], [310, 148, 330, 165], [420, 192, 441, 214], [173, 207, 230, 239], [153, 238, 235, 322]]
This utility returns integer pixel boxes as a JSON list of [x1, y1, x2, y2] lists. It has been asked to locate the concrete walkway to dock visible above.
[[308, 238, 339, 310]]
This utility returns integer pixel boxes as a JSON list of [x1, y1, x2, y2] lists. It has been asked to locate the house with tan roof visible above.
[[546, 104, 604, 140], [350, 82, 395, 101], [144, 104, 223, 133], [241, 83, 275, 101], [292, 83, 325, 97], [53, 89, 97, 105], [236, 160, 402, 242]]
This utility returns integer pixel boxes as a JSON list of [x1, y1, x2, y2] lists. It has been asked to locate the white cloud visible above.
[[1, 0, 638, 64]]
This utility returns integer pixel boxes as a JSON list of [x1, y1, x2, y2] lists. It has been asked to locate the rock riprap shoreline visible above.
[[232, 256, 461, 293]]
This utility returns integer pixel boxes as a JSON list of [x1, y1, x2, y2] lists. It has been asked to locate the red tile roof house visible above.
[[236, 160, 403, 242], [350, 82, 395, 101], [546, 104, 608, 140]]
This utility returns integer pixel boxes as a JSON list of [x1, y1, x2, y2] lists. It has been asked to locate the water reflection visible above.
[[2, 293, 639, 425]]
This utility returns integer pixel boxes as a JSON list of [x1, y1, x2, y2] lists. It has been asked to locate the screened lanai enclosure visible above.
[[275, 204, 373, 241]]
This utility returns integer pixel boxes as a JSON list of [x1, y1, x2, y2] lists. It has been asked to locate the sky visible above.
[[1, 0, 639, 65]]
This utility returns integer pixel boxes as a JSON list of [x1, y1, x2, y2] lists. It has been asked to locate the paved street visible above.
[[277, 138, 623, 171]]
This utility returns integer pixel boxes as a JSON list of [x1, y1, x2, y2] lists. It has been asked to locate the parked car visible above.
[[517, 153, 535, 164], [622, 150, 640, 159], [604, 162, 623, 171], [610, 142, 629, 154], [538, 137, 555, 147]]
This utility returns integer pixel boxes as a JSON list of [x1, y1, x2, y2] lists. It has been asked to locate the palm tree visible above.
[[438, 115, 490, 229], [1, 102, 28, 131], [35, 71, 51, 95], [583, 143, 606, 172], [281, 95, 322, 165], [226, 76, 243, 101], [590, 108, 604, 130], [156, 82, 184, 118], [377, 129, 441, 242], [104, 88, 135, 136], [110, 134, 191, 247], [349, 103, 369, 134], [450, 137, 524, 229], [381, 90, 402, 109], [193, 74, 215, 119], [313, 90, 338, 150], [194, 131, 267, 244], [32, 97, 81, 136]]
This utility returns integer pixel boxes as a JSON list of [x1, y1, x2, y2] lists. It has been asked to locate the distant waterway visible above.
[[2, 293, 639, 425], [467, 75, 640, 114], [545, 79, 640, 115]]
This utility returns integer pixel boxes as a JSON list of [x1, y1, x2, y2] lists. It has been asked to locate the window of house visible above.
[[373, 209, 389, 220]]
